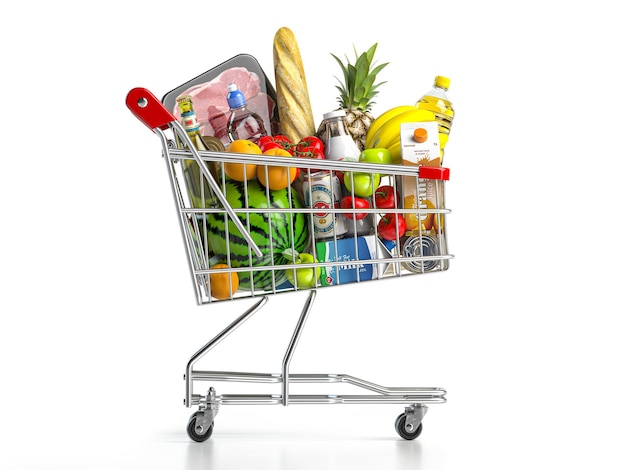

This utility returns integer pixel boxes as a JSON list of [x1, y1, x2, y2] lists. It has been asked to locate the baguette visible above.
[[273, 27, 316, 144]]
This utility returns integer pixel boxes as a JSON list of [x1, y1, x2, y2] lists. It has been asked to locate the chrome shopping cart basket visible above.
[[126, 87, 453, 441]]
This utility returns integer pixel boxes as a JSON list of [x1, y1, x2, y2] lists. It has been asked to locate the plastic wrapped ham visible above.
[[164, 56, 279, 146]]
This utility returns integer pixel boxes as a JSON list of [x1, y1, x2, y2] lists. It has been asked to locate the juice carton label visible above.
[[400, 121, 441, 167], [401, 175, 445, 234]]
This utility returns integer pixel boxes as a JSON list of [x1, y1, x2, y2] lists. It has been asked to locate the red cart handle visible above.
[[126, 87, 175, 131], [125, 87, 264, 258]]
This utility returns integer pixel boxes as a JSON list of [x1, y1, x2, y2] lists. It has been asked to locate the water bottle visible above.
[[226, 83, 267, 143]]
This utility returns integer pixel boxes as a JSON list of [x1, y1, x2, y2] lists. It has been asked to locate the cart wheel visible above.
[[187, 412, 214, 442], [395, 413, 423, 440]]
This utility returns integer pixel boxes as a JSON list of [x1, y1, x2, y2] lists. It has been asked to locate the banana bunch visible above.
[[365, 105, 439, 163]]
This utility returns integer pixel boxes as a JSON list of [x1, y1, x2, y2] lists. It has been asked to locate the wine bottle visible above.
[[176, 95, 220, 208]]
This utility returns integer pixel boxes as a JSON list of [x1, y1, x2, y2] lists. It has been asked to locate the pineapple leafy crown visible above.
[[331, 43, 389, 112]]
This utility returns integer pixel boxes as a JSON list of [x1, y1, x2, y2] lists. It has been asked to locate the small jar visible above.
[[320, 110, 361, 161]]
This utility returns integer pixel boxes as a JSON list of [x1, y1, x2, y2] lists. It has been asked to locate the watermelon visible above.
[[206, 179, 309, 290]]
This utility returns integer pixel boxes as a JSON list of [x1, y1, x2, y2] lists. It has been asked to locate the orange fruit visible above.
[[224, 140, 262, 181], [209, 263, 239, 300], [257, 148, 298, 190], [226, 139, 262, 154]]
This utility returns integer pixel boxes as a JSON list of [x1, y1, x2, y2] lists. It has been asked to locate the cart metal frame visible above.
[[126, 87, 451, 441]]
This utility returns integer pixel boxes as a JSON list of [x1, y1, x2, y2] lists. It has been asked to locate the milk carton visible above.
[[315, 235, 391, 286]]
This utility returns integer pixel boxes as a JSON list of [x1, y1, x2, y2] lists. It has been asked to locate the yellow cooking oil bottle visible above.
[[415, 76, 454, 163]]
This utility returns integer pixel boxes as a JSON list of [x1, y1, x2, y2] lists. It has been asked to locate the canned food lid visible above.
[[419, 166, 450, 181], [201, 136, 226, 152]]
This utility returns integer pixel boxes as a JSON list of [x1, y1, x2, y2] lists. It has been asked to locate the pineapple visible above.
[[317, 43, 389, 151]]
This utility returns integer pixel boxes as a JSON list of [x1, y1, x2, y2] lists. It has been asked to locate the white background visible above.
[[2, 1, 625, 469]]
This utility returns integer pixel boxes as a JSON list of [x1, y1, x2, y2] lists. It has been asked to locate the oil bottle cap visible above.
[[434, 76, 450, 89], [323, 110, 347, 120], [227, 83, 246, 109], [413, 127, 428, 143]]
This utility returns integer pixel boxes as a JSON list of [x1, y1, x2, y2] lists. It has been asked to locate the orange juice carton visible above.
[[399, 121, 445, 237], [400, 121, 441, 167]]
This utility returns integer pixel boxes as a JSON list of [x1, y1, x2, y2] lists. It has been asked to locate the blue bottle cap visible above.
[[227, 83, 246, 109]]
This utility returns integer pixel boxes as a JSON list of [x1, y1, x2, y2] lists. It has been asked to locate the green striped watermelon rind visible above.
[[205, 178, 310, 290]]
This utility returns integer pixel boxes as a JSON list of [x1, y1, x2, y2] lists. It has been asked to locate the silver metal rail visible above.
[[281, 290, 316, 405], [184, 296, 268, 407], [190, 394, 446, 406], [186, 292, 446, 411]]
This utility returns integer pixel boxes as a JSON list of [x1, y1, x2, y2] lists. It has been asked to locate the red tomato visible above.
[[296, 145, 325, 174], [258, 135, 293, 154], [261, 141, 287, 153], [296, 136, 324, 154], [296, 145, 324, 160], [377, 213, 407, 241], [258, 135, 276, 149], [272, 134, 292, 146], [340, 196, 370, 220], [374, 185, 398, 209], [297, 146, 324, 163]]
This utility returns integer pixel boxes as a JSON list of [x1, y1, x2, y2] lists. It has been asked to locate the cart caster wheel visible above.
[[395, 413, 423, 440], [187, 412, 214, 442]]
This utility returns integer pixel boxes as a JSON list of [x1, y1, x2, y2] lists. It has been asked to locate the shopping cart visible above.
[[126, 87, 453, 441]]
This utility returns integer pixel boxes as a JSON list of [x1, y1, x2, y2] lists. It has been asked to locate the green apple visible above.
[[283, 249, 320, 289], [344, 171, 381, 198], [359, 148, 392, 165]]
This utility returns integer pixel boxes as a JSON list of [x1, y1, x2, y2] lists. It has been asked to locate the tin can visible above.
[[401, 234, 441, 273], [302, 171, 347, 240]]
